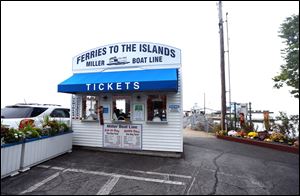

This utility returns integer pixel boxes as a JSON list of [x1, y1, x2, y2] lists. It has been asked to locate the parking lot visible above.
[[1, 129, 299, 195]]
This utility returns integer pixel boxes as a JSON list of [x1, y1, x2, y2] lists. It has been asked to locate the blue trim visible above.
[[1, 131, 73, 146], [58, 69, 178, 93], [24, 131, 73, 143], [25, 137, 43, 143], [1, 141, 23, 148]]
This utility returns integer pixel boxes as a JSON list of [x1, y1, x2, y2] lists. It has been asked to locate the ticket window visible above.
[[112, 95, 131, 122], [147, 95, 167, 122], [82, 95, 99, 120]]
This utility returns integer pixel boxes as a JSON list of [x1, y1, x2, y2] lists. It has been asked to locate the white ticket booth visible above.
[[58, 42, 183, 156]]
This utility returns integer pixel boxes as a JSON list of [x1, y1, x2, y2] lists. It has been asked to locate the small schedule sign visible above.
[[103, 124, 142, 150]]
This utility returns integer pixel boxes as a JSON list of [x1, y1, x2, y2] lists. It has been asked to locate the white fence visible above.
[[1, 143, 23, 179], [1, 132, 73, 179]]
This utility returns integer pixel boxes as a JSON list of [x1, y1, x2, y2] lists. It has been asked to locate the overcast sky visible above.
[[1, 1, 299, 116]]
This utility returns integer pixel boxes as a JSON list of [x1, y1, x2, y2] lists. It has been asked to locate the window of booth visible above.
[[147, 95, 167, 122], [112, 95, 131, 122], [82, 95, 99, 120]]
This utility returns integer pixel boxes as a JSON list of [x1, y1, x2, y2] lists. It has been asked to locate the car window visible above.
[[63, 109, 70, 118], [50, 109, 70, 118], [31, 107, 48, 117], [1, 106, 32, 118], [1, 106, 48, 118]]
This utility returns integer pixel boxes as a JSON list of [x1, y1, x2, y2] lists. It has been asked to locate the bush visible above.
[[58, 122, 70, 132], [36, 127, 50, 137], [247, 132, 258, 138], [1, 124, 9, 137], [22, 129, 41, 139], [1, 116, 71, 145], [258, 131, 269, 141], [42, 116, 70, 135], [213, 123, 221, 134], [2, 128, 25, 144], [241, 122, 255, 134], [215, 130, 227, 136], [20, 122, 41, 139], [236, 130, 247, 137], [269, 132, 286, 142]]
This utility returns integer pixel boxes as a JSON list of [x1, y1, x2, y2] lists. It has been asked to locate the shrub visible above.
[[269, 132, 285, 142], [2, 128, 25, 144], [247, 132, 258, 138], [213, 123, 221, 134], [216, 130, 227, 136], [20, 121, 41, 139], [22, 129, 41, 139], [241, 122, 254, 134], [58, 122, 70, 132], [1, 124, 9, 138], [36, 127, 50, 137], [258, 131, 269, 141], [236, 130, 247, 137], [228, 130, 238, 136], [1, 116, 71, 145]]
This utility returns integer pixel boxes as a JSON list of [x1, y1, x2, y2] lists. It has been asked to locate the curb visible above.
[[73, 146, 183, 158], [216, 135, 299, 154]]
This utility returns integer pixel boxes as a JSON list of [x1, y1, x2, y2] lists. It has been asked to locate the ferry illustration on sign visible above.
[[107, 56, 130, 65]]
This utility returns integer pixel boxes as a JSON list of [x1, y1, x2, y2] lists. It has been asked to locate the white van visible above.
[[1, 103, 70, 129]]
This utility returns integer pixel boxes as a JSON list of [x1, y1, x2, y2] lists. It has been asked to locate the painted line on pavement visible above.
[[131, 169, 192, 179], [186, 177, 196, 195], [65, 168, 186, 185], [19, 172, 60, 195], [37, 165, 186, 186], [97, 176, 120, 195]]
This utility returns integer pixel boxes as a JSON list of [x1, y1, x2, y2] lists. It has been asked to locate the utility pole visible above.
[[218, 1, 227, 130], [225, 12, 232, 129]]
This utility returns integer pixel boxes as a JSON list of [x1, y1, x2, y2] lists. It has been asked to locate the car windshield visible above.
[[1, 106, 47, 118]]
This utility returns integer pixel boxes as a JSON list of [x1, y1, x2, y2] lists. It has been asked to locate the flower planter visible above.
[[20, 131, 73, 171], [216, 135, 299, 154], [1, 142, 23, 179]]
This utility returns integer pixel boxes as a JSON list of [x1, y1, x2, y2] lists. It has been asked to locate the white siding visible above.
[[72, 120, 103, 147], [140, 68, 183, 152], [71, 67, 183, 152]]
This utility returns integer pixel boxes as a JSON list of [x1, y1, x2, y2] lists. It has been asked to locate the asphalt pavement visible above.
[[1, 128, 299, 195]]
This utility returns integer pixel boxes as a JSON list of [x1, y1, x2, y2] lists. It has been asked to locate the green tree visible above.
[[273, 14, 299, 98]]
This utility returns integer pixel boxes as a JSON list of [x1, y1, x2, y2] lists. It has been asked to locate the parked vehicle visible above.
[[1, 103, 70, 129]]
